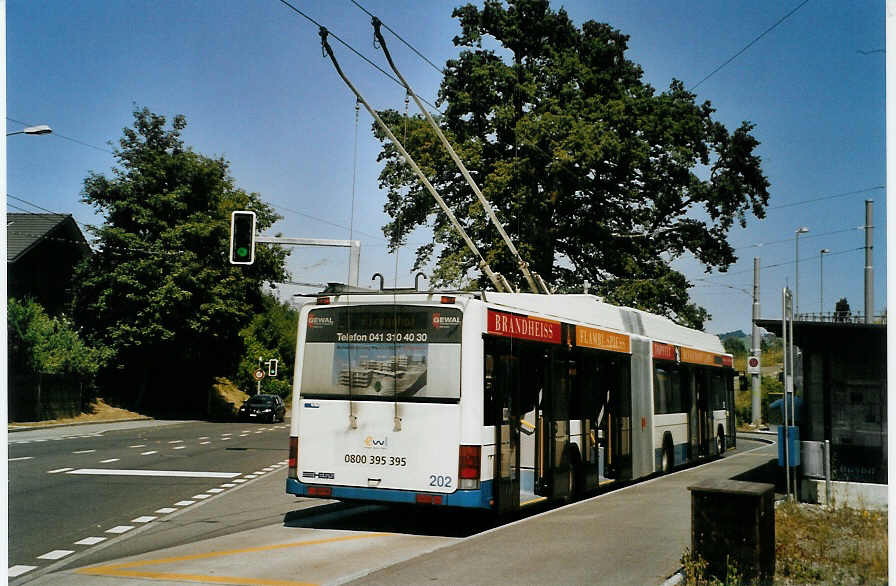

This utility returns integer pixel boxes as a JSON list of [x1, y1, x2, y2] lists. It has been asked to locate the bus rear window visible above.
[[300, 305, 462, 401]]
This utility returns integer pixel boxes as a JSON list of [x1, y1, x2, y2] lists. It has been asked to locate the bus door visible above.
[[538, 347, 573, 499], [485, 339, 520, 513], [695, 369, 710, 457], [577, 353, 600, 490]]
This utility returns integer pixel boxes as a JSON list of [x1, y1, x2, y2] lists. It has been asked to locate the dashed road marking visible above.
[[8, 565, 37, 577], [199, 441, 211, 445], [75, 537, 107, 545], [141, 451, 158, 455], [9, 456, 33, 461], [105, 526, 134, 534], [47, 467, 74, 474], [173, 446, 186, 450], [73, 449, 96, 454], [132, 516, 157, 523], [100, 458, 120, 463], [207, 488, 225, 493], [233, 479, 248, 483], [221, 483, 236, 487], [66, 469, 241, 478], [174, 500, 196, 506], [168, 440, 184, 444], [156, 507, 177, 514], [37, 549, 75, 560], [130, 444, 146, 448], [192, 494, 211, 500]]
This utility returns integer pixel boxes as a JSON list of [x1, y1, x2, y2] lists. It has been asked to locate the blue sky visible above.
[[7, 0, 885, 335]]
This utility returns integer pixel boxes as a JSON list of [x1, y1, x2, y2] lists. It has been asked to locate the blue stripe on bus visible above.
[[286, 477, 494, 509]]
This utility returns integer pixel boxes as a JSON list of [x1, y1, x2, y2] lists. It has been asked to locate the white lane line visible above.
[[245, 475, 258, 479], [9, 456, 33, 462], [140, 451, 158, 455], [207, 488, 225, 493], [66, 469, 241, 478], [173, 446, 186, 450], [220, 483, 236, 488], [198, 436, 209, 440], [32, 439, 47, 442], [233, 478, 248, 483], [199, 441, 211, 445], [48, 467, 74, 474], [221, 433, 232, 436], [72, 450, 96, 454], [129, 444, 146, 448], [100, 458, 120, 463], [131, 516, 157, 523], [8, 565, 37, 577], [155, 507, 177, 514], [74, 536, 106, 545], [221, 437, 231, 441], [192, 494, 211, 500], [105, 526, 134, 534], [168, 440, 184, 444], [174, 500, 195, 506], [253, 471, 265, 474], [37, 550, 74, 560]]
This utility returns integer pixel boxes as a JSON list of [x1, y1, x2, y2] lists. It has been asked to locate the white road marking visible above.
[[220, 483, 236, 488], [192, 494, 211, 500], [8, 565, 37, 577], [198, 436, 209, 440], [221, 437, 231, 441], [173, 446, 186, 450], [105, 526, 134, 534], [206, 488, 225, 493], [221, 433, 232, 436], [200, 441, 211, 445], [66, 469, 241, 478], [129, 444, 146, 448], [74, 537, 106, 545], [174, 500, 195, 506], [155, 507, 177, 514], [47, 467, 74, 474], [32, 439, 47, 442], [38, 550, 74, 560], [168, 440, 184, 444], [72, 450, 96, 454], [9, 456, 33, 462], [100, 458, 119, 463], [140, 451, 158, 455], [132, 516, 157, 523], [245, 475, 258, 479]]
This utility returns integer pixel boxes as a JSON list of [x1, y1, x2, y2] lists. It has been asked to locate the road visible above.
[[8, 419, 291, 580]]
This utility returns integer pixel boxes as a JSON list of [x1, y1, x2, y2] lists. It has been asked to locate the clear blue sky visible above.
[[7, 0, 885, 335]]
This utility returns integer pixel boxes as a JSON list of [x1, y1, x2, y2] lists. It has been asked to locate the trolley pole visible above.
[[864, 199, 873, 324], [751, 258, 761, 426]]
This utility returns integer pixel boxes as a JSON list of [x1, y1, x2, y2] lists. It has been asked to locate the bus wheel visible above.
[[716, 426, 726, 456], [661, 434, 674, 473]]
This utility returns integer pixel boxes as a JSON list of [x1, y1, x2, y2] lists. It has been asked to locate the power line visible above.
[[7, 117, 115, 155], [769, 185, 883, 209], [733, 226, 863, 251], [348, 0, 445, 75], [690, 0, 811, 91], [275, 0, 440, 112], [697, 246, 864, 280]]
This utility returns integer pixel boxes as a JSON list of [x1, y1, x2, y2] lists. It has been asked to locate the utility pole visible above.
[[864, 199, 873, 323], [751, 257, 761, 426]]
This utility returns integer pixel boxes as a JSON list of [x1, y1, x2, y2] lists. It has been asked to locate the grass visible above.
[[681, 501, 888, 585], [7, 397, 147, 428]]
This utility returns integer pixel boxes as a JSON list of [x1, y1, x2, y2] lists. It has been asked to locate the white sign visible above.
[[747, 355, 761, 374], [253, 369, 265, 382]]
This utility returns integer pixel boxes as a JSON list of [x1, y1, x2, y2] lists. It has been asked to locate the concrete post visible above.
[[751, 258, 761, 426]]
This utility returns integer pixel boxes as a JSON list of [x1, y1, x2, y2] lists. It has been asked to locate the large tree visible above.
[[374, 0, 769, 328], [72, 107, 288, 413]]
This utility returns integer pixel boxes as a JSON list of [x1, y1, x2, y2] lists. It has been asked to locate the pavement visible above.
[[23, 433, 776, 586]]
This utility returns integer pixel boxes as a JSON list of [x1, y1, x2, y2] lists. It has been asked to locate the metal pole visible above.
[[751, 257, 761, 426], [864, 199, 873, 323], [795, 234, 800, 316], [788, 296, 797, 500], [782, 288, 790, 500], [824, 439, 832, 507]]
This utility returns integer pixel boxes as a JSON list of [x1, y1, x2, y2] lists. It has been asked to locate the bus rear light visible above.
[[316, 296, 330, 305], [308, 486, 332, 497], [459, 478, 479, 490], [415, 494, 443, 505], [440, 296, 455, 304], [288, 436, 298, 478], [458, 445, 481, 480]]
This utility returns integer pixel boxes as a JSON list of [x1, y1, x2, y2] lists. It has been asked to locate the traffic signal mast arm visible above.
[[319, 27, 511, 294], [372, 18, 549, 295]]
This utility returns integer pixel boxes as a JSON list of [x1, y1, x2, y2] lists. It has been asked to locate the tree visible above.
[[236, 292, 298, 397], [722, 336, 747, 357], [373, 0, 769, 329], [72, 107, 288, 414]]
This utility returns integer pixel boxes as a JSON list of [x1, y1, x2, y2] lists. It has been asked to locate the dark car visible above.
[[238, 394, 286, 423]]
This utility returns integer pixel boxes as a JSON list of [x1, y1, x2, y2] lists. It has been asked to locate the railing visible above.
[[793, 312, 887, 324]]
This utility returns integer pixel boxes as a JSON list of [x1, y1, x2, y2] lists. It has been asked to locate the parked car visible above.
[[238, 394, 286, 423]]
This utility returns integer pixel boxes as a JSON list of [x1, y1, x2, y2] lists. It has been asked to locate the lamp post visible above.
[[794, 226, 809, 316], [6, 125, 52, 137], [819, 248, 829, 316]]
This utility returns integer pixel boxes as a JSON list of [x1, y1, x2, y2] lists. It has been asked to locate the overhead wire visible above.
[[769, 185, 884, 210], [7, 116, 115, 155]]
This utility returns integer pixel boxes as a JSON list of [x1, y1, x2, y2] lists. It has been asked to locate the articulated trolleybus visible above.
[[286, 290, 735, 513]]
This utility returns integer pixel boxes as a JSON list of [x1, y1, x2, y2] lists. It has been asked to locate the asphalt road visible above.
[[8, 419, 291, 580]]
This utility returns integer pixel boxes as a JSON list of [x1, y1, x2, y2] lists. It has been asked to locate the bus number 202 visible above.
[[429, 475, 452, 488]]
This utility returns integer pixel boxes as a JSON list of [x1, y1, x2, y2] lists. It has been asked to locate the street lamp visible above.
[[819, 248, 830, 316], [6, 125, 52, 137], [794, 226, 809, 316]]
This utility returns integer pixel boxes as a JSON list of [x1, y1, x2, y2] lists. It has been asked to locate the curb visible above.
[[7, 416, 152, 432]]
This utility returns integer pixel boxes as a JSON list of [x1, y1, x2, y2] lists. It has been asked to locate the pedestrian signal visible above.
[[229, 211, 256, 265]]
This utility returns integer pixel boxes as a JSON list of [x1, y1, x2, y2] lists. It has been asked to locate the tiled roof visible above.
[[7, 213, 88, 262]]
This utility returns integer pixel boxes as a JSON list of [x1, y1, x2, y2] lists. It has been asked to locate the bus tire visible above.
[[717, 426, 726, 456], [661, 433, 674, 473]]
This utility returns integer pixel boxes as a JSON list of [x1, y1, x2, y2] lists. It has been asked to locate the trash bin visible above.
[[689, 479, 775, 583]]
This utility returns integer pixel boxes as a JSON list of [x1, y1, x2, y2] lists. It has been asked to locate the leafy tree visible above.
[[373, 0, 769, 328], [236, 292, 298, 397], [722, 336, 747, 357], [71, 107, 288, 414], [8, 297, 107, 380]]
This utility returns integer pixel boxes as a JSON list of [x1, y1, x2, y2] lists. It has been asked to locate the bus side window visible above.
[[484, 354, 496, 426]]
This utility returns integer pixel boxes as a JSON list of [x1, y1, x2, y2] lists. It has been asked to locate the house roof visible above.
[[7, 213, 90, 262]]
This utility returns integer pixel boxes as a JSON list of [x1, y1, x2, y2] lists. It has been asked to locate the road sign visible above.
[[253, 369, 265, 381], [747, 355, 761, 374]]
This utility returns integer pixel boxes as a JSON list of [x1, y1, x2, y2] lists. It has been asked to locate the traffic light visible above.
[[229, 211, 256, 265], [268, 359, 278, 377]]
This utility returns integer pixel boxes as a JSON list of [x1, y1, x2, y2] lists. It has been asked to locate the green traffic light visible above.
[[237, 247, 249, 258]]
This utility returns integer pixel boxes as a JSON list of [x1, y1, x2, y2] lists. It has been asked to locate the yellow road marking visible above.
[[76, 532, 389, 584]]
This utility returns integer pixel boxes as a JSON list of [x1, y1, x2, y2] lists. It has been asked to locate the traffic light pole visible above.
[[256, 236, 361, 287]]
